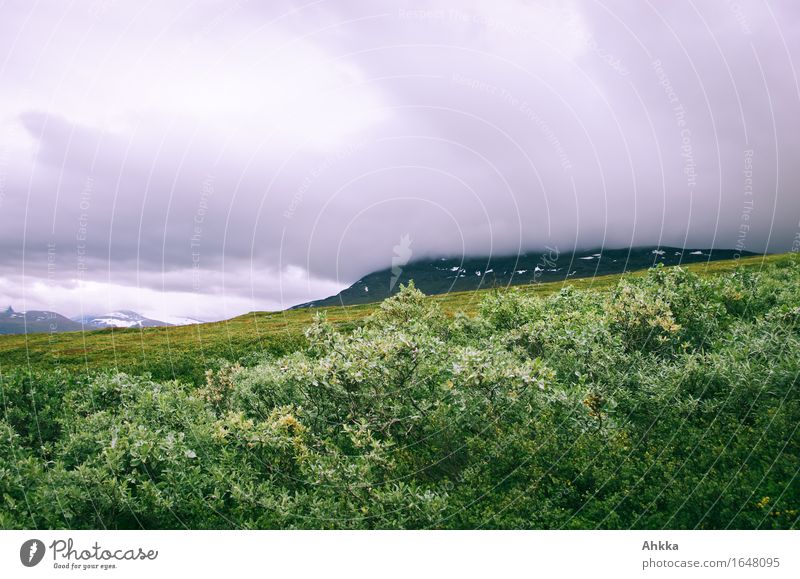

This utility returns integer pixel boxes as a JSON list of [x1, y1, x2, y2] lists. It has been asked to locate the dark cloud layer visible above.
[[0, 0, 798, 320]]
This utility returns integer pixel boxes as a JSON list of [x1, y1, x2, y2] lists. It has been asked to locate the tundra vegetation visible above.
[[1, 257, 798, 529]]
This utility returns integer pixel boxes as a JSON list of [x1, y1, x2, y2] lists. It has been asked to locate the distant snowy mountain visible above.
[[72, 310, 171, 329], [0, 306, 83, 334], [0, 307, 204, 335], [157, 315, 205, 326]]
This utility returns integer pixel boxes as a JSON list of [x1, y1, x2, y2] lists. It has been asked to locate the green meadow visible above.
[[1, 252, 797, 529]]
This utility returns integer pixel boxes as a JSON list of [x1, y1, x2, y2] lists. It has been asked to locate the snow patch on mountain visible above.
[[156, 315, 205, 326], [73, 310, 171, 329]]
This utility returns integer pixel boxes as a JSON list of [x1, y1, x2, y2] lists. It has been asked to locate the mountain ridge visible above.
[[0, 306, 84, 335], [71, 310, 171, 329], [0, 307, 203, 335], [0, 247, 760, 334], [293, 246, 758, 309]]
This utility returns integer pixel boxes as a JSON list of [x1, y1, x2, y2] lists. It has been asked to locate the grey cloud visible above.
[[0, 0, 798, 319]]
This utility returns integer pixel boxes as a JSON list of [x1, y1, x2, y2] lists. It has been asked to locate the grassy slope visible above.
[[0, 253, 787, 380]]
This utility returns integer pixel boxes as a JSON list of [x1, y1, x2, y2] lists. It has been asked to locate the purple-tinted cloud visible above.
[[0, 0, 798, 320]]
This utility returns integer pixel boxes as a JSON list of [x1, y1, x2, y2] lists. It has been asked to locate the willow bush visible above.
[[1, 263, 798, 529]]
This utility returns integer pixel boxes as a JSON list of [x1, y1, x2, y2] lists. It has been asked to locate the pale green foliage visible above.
[[1, 263, 798, 529]]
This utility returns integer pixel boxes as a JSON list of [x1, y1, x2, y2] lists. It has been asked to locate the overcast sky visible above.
[[1, 0, 799, 321]]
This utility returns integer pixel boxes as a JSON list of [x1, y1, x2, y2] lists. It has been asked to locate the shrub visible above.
[[1, 262, 797, 529]]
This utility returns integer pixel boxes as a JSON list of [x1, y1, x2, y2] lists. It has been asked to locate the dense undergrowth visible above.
[[1, 261, 798, 529]]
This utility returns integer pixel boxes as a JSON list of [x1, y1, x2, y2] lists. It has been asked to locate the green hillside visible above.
[[295, 247, 753, 308], [0, 252, 797, 529], [0, 253, 782, 383]]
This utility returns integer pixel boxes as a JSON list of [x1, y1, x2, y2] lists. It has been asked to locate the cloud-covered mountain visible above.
[[0, 1, 798, 320], [295, 247, 752, 308]]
